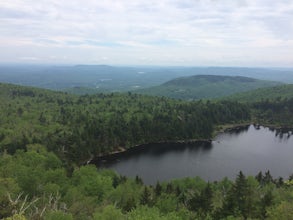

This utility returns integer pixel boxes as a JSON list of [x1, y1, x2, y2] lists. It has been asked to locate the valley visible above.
[[0, 68, 292, 220]]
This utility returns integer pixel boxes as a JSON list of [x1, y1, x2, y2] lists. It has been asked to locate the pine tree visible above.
[[166, 183, 173, 194], [200, 183, 213, 214], [154, 182, 162, 197], [260, 190, 273, 219], [135, 175, 143, 185], [235, 171, 248, 218], [140, 186, 151, 206]]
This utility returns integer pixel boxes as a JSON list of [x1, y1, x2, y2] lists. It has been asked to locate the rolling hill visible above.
[[136, 75, 283, 100], [0, 82, 251, 164], [0, 65, 292, 94], [224, 84, 293, 102]]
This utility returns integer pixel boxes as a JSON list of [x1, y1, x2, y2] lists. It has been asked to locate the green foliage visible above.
[[63, 188, 97, 219], [127, 206, 181, 220], [0, 149, 65, 197], [0, 82, 292, 219], [252, 97, 293, 125], [222, 84, 293, 125], [267, 201, 293, 220], [187, 183, 213, 217], [107, 179, 140, 212], [0, 149, 293, 219], [93, 205, 125, 220], [225, 84, 293, 102], [71, 165, 112, 200], [137, 75, 281, 100], [140, 186, 152, 206], [154, 193, 178, 214], [0, 83, 250, 165], [44, 211, 73, 220], [3, 214, 27, 220]]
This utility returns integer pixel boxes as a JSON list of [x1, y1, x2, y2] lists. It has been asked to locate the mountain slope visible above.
[[0, 65, 292, 94], [137, 75, 281, 100], [224, 84, 293, 102], [136, 75, 283, 100], [0, 82, 250, 164]]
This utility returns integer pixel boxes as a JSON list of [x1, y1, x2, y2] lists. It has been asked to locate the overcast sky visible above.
[[0, 0, 293, 66]]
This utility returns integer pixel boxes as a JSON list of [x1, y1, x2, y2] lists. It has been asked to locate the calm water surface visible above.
[[97, 125, 293, 184]]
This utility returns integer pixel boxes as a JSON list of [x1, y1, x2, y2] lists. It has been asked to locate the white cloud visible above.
[[0, 0, 293, 66]]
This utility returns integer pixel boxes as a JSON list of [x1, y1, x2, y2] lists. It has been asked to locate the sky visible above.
[[0, 0, 293, 66]]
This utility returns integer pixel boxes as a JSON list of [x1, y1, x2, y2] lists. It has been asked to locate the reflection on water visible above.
[[95, 125, 293, 185], [275, 130, 292, 140], [96, 141, 212, 165], [226, 124, 250, 135]]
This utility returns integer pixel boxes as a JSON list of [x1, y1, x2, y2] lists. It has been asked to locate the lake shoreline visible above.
[[90, 138, 212, 164], [87, 123, 292, 165], [92, 124, 293, 185], [215, 123, 293, 135]]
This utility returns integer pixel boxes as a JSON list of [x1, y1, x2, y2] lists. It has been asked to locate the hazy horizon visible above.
[[1, 0, 293, 67], [0, 63, 293, 69]]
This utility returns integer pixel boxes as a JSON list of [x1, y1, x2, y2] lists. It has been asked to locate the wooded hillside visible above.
[[0, 83, 250, 164], [136, 75, 281, 100]]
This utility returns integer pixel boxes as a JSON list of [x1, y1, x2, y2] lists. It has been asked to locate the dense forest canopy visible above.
[[0, 82, 293, 219], [1, 0, 293, 217], [1, 145, 293, 219], [224, 84, 293, 102], [0, 83, 250, 164], [135, 75, 282, 100], [223, 84, 293, 126]]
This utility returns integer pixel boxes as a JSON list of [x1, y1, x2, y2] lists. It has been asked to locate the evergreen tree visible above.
[[200, 183, 213, 214], [123, 197, 136, 212], [140, 186, 151, 206], [260, 190, 273, 219], [135, 175, 143, 185], [263, 170, 274, 184], [255, 171, 263, 184], [154, 182, 162, 197], [166, 183, 173, 194], [234, 171, 249, 218]]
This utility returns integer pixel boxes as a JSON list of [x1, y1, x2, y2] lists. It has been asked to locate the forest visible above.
[[226, 84, 293, 103], [136, 75, 281, 100], [1, 65, 292, 92], [1, 147, 293, 220], [0, 83, 251, 164], [0, 82, 293, 219]]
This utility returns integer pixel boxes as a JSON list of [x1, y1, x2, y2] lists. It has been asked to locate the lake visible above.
[[96, 125, 293, 184]]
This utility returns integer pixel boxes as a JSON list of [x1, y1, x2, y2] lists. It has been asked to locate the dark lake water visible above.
[[97, 125, 293, 184]]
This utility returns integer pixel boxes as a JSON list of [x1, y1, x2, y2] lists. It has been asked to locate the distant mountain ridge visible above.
[[163, 75, 257, 86], [0, 65, 292, 94], [136, 75, 283, 100]]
